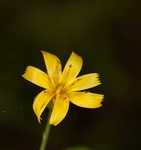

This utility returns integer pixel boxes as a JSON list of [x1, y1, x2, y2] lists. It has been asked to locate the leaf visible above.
[[67, 146, 92, 150]]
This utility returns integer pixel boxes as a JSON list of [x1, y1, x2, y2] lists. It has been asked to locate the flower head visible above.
[[22, 51, 104, 126]]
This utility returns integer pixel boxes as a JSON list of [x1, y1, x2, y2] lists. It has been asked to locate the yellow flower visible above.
[[22, 51, 104, 126]]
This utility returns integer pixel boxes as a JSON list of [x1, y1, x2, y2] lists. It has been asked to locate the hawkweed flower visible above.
[[22, 51, 104, 126]]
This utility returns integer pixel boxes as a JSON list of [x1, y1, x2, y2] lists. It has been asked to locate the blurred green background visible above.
[[0, 0, 140, 150]]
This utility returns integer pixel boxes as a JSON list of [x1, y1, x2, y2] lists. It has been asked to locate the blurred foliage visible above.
[[67, 146, 92, 150]]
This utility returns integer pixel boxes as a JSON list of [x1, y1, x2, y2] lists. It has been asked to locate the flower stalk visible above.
[[39, 109, 52, 150]]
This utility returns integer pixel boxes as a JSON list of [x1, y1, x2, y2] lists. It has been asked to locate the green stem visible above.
[[39, 110, 52, 150]]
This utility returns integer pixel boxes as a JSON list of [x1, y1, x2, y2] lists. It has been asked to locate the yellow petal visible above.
[[22, 66, 52, 89], [60, 52, 83, 84], [68, 73, 101, 91], [33, 90, 54, 123], [41, 50, 62, 83], [49, 95, 69, 126], [70, 92, 104, 108]]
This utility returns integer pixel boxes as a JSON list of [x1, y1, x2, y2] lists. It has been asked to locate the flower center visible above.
[[55, 84, 65, 95]]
